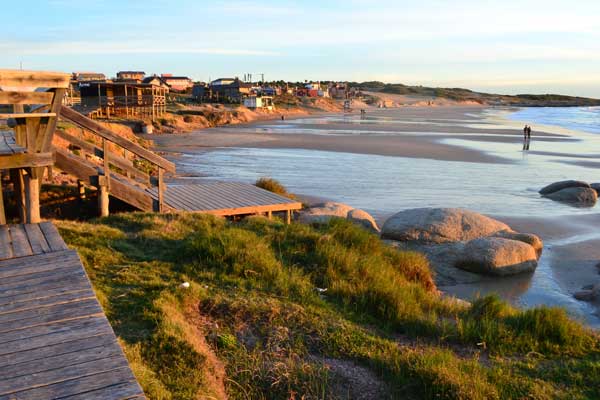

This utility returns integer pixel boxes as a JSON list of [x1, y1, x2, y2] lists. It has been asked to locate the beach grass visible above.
[[56, 212, 600, 399]]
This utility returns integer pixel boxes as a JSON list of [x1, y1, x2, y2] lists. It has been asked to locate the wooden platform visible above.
[[147, 181, 303, 216], [0, 223, 145, 399]]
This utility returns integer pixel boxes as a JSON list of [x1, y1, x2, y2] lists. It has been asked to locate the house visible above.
[[116, 71, 146, 81], [79, 81, 167, 119], [72, 72, 106, 82], [329, 83, 347, 99], [243, 96, 274, 110], [142, 75, 170, 89], [210, 78, 252, 102], [160, 74, 193, 92]]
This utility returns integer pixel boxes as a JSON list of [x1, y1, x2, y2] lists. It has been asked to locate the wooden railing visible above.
[[57, 106, 175, 214]]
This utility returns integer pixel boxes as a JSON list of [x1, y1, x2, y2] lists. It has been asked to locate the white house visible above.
[[243, 96, 274, 110]]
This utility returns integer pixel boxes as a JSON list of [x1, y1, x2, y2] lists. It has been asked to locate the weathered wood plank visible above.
[[0, 91, 54, 105], [0, 250, 75, 278], [23, 223, 51, 254], [0, 268, 86, 299], [0, 316, 112, 356], [0, 299, 102, 334], [0, 225, 13, 260], [0, 367, 142, 400], [39, 221, 68, 251], [0, 152, 54, 169], [0, 332, 114, 369], [0, 70, 70, 89], [0, 288, 95, 315], [58, 379, 145, 400], [8, 225, 33, 258], [0, 113, 57, 118], [0, 336, 122, 380], [0, 354, 130, 396]]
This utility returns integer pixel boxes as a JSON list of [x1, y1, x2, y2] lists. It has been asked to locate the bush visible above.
[[255, 177, 293, 198]]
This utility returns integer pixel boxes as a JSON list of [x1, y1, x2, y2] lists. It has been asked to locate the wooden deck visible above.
[[147, 181, 303, 217], [0, 223, 145, 399], [0, 131, 25, 156]]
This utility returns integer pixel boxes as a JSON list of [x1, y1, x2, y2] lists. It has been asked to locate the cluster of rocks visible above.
[[380, 208, 542, 278], [540, 180, 600, 207], [574, 283, 600, 302], [297, 204, 543, 283]]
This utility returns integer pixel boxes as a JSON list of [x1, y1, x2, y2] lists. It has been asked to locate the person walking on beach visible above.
[[523, 125, 531, 151]]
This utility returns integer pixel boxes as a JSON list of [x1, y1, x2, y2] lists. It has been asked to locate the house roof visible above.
[[162, 76, 191, 81], [117, 71, 146, 75]]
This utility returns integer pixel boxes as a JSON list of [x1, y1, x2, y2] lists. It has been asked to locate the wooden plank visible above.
[[0, 225, 12, 260], [0, 367, 143, 400], [0, 337, 122, 381], [8, 225, 33, 258], [0, 91, 54, 105], [0, 316, 112, 356], [41, 88, 66, 152], [60, 106, 176, 172], [58, 379, 145, 400], [0, 267, 86, 299], [39, 221, 68, 251], [23, 223, 51, 254], [0, 70, 70, 89], [0, 152, 54, 169], [0, 113, 57, 118], [0, 250, 75, 278], [0, 288, 95, 315], [0, 300, 102, 335], [0, 354, 130, 396]]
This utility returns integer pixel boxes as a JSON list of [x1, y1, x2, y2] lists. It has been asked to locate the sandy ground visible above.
[[151, 106, 568, 164]]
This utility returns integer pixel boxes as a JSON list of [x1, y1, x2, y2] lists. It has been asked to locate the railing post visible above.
[[98, 175, 109, 217], [157, 167, 164, 213], [103, 138, 110, 190], [24, 172, 40, 224]]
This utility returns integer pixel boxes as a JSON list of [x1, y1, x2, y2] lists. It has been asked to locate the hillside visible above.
[[56, 212, 600, 400], [356, 81, 600, 107]]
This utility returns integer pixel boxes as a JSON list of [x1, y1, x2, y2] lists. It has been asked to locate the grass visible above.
[[56, 212, 600, 399], [255, 177, 297, 200]]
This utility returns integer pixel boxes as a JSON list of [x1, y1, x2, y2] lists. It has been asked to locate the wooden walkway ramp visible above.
[[147, 181, 302, 218], [0, 223, 145, 400], [56, 106, 302, 219]]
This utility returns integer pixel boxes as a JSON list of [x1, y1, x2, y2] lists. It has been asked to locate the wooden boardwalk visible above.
[[0, 223, 145, 399], [147, 181, 302, 217]]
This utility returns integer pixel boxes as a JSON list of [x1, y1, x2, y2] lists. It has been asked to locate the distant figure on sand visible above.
[[281, 115, 285, 121], [523, 125, 531, 151]]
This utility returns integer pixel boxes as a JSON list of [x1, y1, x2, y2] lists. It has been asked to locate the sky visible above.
[[2, 0, 600, 97]]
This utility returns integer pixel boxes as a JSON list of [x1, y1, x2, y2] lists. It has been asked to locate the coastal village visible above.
[[1, 67, 600, 400]]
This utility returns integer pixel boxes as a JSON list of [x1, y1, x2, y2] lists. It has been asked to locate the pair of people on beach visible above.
[[523, 125, 532, 150]]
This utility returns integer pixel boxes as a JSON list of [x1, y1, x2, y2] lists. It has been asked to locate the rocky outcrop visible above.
[[539, 180, 590, 195], [455, 237, 538, 276], [540, 180, 597, 207], [381, 208, 543, 281], [381, 208, 511, 243], [544, 187, 598, 207], [298, 202, 380, 232]]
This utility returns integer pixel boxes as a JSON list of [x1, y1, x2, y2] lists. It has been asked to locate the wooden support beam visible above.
[[24, 174, 40, 224], [0, 153, 54, 170], [78, 180, 86, 201], [98, 176, 109, 217], [9, 169, 26, 222], [157, 167, 164, 213], [267, 210, 272, 220], [286, 210, 291, 225], [103, 138, 110, 190]]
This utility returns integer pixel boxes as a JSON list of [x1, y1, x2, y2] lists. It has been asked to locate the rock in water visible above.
[[544, 187, 598, 207], [493, 231, 544, 256], [539, 180, 590, 195], [347, 209, 380, 232], [455, 237, 538, 276], [590, 183, 600, 195], [381, 208, 511, 243]]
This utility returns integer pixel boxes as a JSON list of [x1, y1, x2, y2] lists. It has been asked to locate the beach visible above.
[[150, 105, 600, 326]]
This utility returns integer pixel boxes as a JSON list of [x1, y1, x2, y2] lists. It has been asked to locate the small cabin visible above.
[[79, 81, 167, 119], [116, 71, 146, 82], [244, 96, 274, 110]]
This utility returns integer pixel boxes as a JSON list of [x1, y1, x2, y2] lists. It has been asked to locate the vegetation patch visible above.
[[57, 213, 600, 399]]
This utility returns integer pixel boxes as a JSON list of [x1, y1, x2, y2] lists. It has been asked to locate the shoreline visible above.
[[148, 105, 600, 326]]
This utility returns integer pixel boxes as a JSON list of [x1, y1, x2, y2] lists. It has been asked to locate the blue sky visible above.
[[3, 0, 600, 97]]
